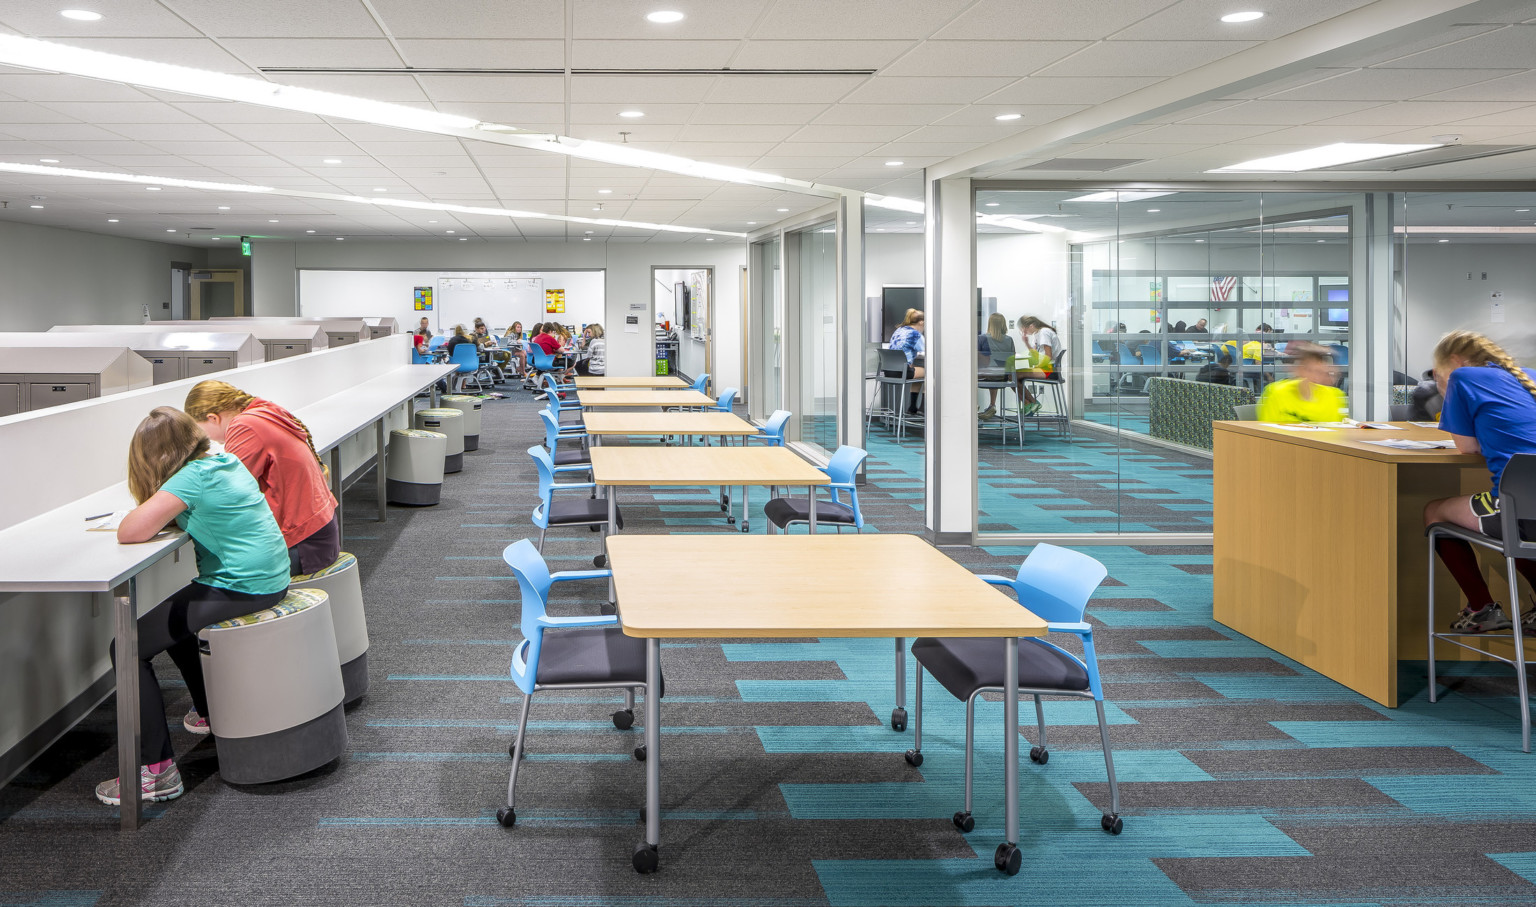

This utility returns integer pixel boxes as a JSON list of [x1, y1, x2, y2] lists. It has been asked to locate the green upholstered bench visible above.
[[1147, 377, 1255, 451]]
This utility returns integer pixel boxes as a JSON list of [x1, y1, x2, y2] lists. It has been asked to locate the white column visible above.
[[838, 195, 865, 451], [924, 176, 976, 544]]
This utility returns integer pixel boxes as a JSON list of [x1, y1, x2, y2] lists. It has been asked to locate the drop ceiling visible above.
[[0, 0, 1533, 245]]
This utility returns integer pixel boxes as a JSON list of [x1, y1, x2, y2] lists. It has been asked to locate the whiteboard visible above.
[[435, 274, 543, 332], [299, 269, 610, 334]]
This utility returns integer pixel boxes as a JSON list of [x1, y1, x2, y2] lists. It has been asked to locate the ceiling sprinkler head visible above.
[[619, 131, 631, 144]]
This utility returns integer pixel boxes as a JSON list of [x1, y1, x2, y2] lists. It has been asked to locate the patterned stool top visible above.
[[204, 588, 328, 631], [440, 395, 482, 407], [290, 551, 356, 584], [415, 408, 462, 418], [392, 428, 446, 439]]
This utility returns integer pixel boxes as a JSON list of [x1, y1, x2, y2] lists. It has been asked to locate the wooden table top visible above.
[[574, 376, 688, 389], [583, 412, 759, 436], [577, 389, 715, 408], [590, 445, 830, 486], [609, 534, 1048, 639], [1213, 420, 1483, 465]]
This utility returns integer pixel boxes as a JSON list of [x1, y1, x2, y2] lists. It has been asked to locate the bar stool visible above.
[[414, 407, 464, 473]]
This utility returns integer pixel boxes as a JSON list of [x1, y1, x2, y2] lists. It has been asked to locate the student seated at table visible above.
[[887, 308, 925, 415], [1423, 330, 1536, 634], [977, 313, 1015, 419], [1197, 352, 1235, 386], [99, 407, 290, 806], [445, 323, 476, 357], [574, 323, 606, 376], [531, 323, 572, 379], [504, 321, 527, 376], [1015, 315, 1059, 417], [184, 380, 340, 576], [412, 317, 432, 355], [1256, 343, 1344, 423]]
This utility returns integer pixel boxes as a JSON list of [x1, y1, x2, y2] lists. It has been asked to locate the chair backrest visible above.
[[878, 348, 909, 375], [1233, 403, 1259, 420], [824, 445, 868, 527], [526, 445, 558, 502], [543, 392, 568, 424], [1388, 404, 1413, 421], [1117, 342, 1138, 362], [1499, 454, 1536, 558], [1330, 343, 1350, 365], [541, 372, 567, 398], [1139, 342, 1163, 367], [449, 342, 479, 371], [691, 373, 710, 393], [410, 347, 430, 365], [529, 345, 555, 371], [1010, 543, 1109, 624], [428, 335, 448, 350], [760, 409, 792, 444], [714, 387, 738, 412], [502, 539, 554, 694], [538, 408, 564, 450]]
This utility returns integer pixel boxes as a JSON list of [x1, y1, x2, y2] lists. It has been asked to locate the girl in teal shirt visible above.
[[97, 406, 289, 807]]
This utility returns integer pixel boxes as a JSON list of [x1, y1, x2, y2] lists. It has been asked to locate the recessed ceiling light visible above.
[[268, 219, 278, 223], [336, 237, 344, 241], [598, 189, 612, 194], [1195, 238, 1205, 243], [39, 158, 59, 163], [217, 205, 229, 210], [446, 230, 454, 234], [428, 220, 438, 223], [323, 158, 342, 164], [373, 187, 387, 192], [1211, 142, 1441, 172], [145, 186, 161, 190], [1220, 11, 1264, 23], [747, 221, 756, 225], [994, 113, 1022, 121], [1518, 209, 1531, 213], [106, 218, 118, 222], [458, 237, 467, 241], [876, 228, 886, 232], [60, 10, 102, 21], [1438, 238, 1449, 243], [906, 221, 916, 225], [885, 161, 904, 167], [584, 230, 594, 234], [776, 208, 788, 212], [619, 110, 645, 118], [1147, 208, 1160, 212], [306, 229, 315, 233], [705, 237, 714, 241], [646, 10, 685, 23], [593, 206, 602, 211], [166, 228, 176, 232], [29, 204, 43, 209], [1317, 239, 1326, 243], [984, 202, 999, 207]]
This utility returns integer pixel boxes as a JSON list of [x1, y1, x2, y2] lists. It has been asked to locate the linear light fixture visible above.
[[1065, 190, 1174, 202], [0, 161, 274, 193], [1210, 142, 1443, 172], [865, 194, 925, 214]]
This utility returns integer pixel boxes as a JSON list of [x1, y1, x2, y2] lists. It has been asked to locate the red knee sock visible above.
[[1435, 538, 1494, 609]]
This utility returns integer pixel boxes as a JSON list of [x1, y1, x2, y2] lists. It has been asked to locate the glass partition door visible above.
[[749, 237, 782, 420], [793, 222, 838, 453]]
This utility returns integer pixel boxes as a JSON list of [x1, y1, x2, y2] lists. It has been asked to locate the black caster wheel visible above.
[[1102, 814, 1123, 835], [720, 503, 729, 512], [634, 745, 646, 762], [952, 811, 975, 833], [496, 806, 516, 827], [904, 749, 923, 767], [994, 842, 1021, 876], [612, 708, 634, 730], [726, 516, 736, 525], [1030, 746, 1049, 765], [593, 554, 608, 568], [891, 708, 908, 732], [508, 744, 526, 759], [632, 842, 659, 874], [589, 524, 602, 532]]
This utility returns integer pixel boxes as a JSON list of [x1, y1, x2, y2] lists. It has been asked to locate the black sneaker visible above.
[[1449, 603, 1513, 633]]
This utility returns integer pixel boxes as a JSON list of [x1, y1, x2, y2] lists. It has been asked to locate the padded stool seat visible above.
[[910, 636, 1090, 701], [290, 552, 369, 704], [763, 497, 857, 528], [414, 407, 465, 473], [199, 588, 347, 785], [439, 394, 483, 451], [386, 428, 447, 505]]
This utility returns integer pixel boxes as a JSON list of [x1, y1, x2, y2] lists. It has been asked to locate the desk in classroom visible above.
[[589, 445, 827, 534], [581, 411, 758, 444], [574, 376, 687, 389], [1213, 421, 1487, 707], [608, 533, 1047, 874], [577, 389, 714, 409]]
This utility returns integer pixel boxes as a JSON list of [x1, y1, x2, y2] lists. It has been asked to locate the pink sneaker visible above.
[[183, 710, 210, 735], [96, 763, 183, 806]]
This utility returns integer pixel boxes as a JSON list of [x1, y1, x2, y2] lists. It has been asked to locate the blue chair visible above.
[[538, 410, 591, 475], [495, 540, 654, 828], [709, 387, 738, 413], [541, 369, 575, 398], [544, 391, 584, 435], [528, 345, 559, 385], [690, 373, 709, 394], [763, 445, 867, 533], [448, 342, 486, 393], [528, 445, 619, 565], [410, 347, 432, 365], [542, 375, 583, 429], [1329, 343, 1349, 365], [903, 543, 1121, 861], [748, 410, 792, 446], [428, 335, 448, 351]]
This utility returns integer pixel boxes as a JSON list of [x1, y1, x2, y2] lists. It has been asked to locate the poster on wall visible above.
[[687, 271, 708, 341], [545, 288, 565, 314], [414, 286, 433, 310]]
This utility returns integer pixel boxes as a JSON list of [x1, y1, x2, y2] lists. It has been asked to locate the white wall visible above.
[[0, 220, 203, 330], [254, 240, 747, 395], [864, 233, 924, 299], [297, 269, 605, 334], [977, 232, 1072, 330], [1403, 242, 1536, 373]]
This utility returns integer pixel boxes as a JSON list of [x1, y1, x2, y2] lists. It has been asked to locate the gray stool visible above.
[[439, 394, 483, 451], [198, 588, 348, 785], [414, 407, 464, 473], [387, 428, 447, 505], [290, 553, 368, 704]]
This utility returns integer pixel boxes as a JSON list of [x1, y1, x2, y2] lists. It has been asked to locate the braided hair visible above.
[[1432, 330, 1536, 404], [184, 380, 327, 474]]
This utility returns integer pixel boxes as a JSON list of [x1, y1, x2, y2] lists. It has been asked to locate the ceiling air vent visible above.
[[1321, 145, 1536, 171], [1015, 158, 1145, 172]]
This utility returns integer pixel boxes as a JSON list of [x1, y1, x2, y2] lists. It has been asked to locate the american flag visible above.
[[1211, 276, 1237, 302]]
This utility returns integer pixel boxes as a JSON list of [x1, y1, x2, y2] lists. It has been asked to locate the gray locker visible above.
[[326, 332, 358, 347], [0, 382, 22, 417], [146, 356, 183, 383], [265, 341, 309, 360], [186, 354, 235, 377], [29, 382, 93, 408]]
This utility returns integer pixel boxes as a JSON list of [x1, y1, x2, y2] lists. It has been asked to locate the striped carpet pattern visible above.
[[2, 388, 1535, 906]]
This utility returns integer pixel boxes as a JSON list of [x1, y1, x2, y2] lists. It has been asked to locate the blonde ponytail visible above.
[[184, 380, 254, 422], [1433, 330, 1536, 404]]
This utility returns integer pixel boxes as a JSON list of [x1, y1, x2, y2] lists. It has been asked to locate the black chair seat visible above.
[[911, 636, 1089, 701], [553, 448, 591, 467], [763, 497, 856, 528], [535, 627, 662, 695], [547, 498, 622, 529]]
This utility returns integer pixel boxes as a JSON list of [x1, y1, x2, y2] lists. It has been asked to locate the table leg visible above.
[[375, 418, 387, 522], [117, 577, 142, 831], [1003, 637, 1019, 854], [808, 485, 817, 533], [892, 637, 907, 731], [430, 380, 440, 408], [607, 485, 617, 603], [638, 637, 662, 872], [330, 448, 344, 539]]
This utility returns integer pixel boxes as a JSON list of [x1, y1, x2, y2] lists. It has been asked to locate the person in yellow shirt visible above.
[[1257, 343, 1346, 423]]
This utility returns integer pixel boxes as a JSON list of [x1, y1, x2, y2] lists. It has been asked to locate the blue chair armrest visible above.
[[1047, 621, 1092, 635], [550, 568, 613, 583], [978, 575, 1014, 587], [538, 613, 618, 629], [551, 481, 598, 492], [551, 463, 592, 474]]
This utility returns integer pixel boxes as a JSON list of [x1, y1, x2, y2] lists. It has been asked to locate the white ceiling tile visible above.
[[673, 124, 800, 142], [104, 123, 239, 142], [40, 37, 254, 72], [218, 38, 406, 69], [568, 124, 685, 143], [808, 104, 956, 126], [840, 77, 1014, 105], [932, 0, 1176, 40], [1111, 0, 1376, 41], [0, 101, 82, 123], [0, 72, 152, 102], [571, 40, 741, 69], [568, 103, 697, 125], [687, 103, 830, 126], [369, 0, 565, 39], [1179, 99, 1388, 125], [350, 139, 474, 156], [217, 123, 349, 143], [2, 123, 130, 141], [0, 1, 201, 37], [752, 0, 973, 40], [413, 74, 560, 104], [729, 40, 915, 70], [1267, 68, 1525, 102], [275, 74, 431, 103], [570, 75, 716, 103], [1117, 123, 1282, 143], [1421, 70, 1536, 103], [978, 76, 1163, 105], [573, 0, 771, 39], [171, 102, 326, 125], [159, 0, 386, 39], [38, 101, 198, 124], [1037, 41, 1259, 78], [1377, 25, 1536, 69], [1309, 100, 1530, 126], [703, 75, 868, 104], [1338, 25, 1502, 67], [396, 39, 566, 70], [880, 41, 1088, 79], [870, 141, 975, 156], [1444, 103, 1536, 128], [785, 124, 914, 143], [180, 154, 288, 168], [931, 104, 1086, 126]]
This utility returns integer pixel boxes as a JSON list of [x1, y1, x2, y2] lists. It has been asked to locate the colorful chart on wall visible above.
[[413, 286, 433, 311], [687, 270, 708, 341], [545, 288, 566, 314]]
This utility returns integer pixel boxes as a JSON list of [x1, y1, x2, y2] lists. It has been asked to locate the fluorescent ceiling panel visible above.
[[1210, 142, 1442, 171]]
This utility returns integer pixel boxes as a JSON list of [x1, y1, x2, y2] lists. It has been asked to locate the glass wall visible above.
[[793, 221, 838, 453], [749, 237, 782, 419], [972, 189, 1372, 538]]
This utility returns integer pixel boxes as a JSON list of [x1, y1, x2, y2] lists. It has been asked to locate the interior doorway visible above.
[[651, 266, 713, 387]]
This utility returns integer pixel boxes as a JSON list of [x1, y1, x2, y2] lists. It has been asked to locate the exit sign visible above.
[[240, 236, 251, 256]]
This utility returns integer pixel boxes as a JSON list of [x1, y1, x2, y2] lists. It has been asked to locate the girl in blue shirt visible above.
[[887, 308, 925, 415], [1423, 331, 1536, 635], [97, 407, 289, 807]]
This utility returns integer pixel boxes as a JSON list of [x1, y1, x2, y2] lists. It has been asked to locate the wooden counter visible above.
[[1213, 420, 1490, 707]]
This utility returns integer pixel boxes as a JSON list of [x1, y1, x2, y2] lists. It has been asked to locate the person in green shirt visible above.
[[97, 406, 289, 808], [1257, 343, 1346, 423]]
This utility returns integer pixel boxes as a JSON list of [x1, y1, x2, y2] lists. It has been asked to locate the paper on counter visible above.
[[1359, 438, 1457, 450], [86, 511, 128, 532]]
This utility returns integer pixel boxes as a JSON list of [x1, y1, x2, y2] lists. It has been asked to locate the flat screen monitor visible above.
[[882, 286, 924, 340], [1323, 307, 1349, 327], [1326, 288, 1350, 303]]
